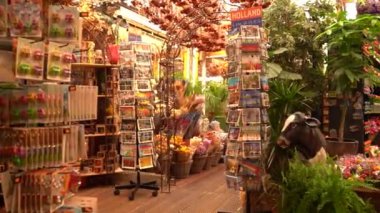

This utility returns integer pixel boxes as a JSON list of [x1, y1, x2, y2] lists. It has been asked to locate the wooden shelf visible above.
[[85, 132, 120, 137], [71, 63, 120, 68], [98, 94, 113, 98], [79, 167, 124, 177]]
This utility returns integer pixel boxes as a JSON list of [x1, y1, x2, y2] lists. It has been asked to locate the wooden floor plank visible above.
[[78, 164, 240, 213]]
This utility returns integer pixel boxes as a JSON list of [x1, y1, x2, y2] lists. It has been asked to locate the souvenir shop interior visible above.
[[2, 0, 380, 213]]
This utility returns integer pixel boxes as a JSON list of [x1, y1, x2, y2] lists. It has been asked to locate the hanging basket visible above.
[[203, 154, 215, 170], [190, 154, 207, 174], [171, 160, 193, 179]]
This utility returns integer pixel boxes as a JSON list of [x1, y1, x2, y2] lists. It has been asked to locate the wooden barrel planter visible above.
[[190, 154, 207, 174], [354, 187, 380, 212], [171, 160, 193, 179], [204, 154, 215, 170], [211, 152, 223, 167]]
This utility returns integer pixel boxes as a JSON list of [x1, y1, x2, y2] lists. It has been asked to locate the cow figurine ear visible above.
[[305, 118, 320, 127]]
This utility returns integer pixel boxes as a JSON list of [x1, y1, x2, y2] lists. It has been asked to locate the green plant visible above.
[[204, 81, 228, 120], [185, 81, 203, 97], [318, 13, 380, 142], [280, 156, 375, 213], [264, 0, 335, 100], [268, 79, 317, 141]]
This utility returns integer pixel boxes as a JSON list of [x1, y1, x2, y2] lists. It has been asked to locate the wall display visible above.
[[15, 38, 45, 81], [9, 0, 42, 37], [261, 91, 270, 107], [241, 108, 261, 124], [0, 0, 6, 37], [138, 155, 154, 169], [48, 5, 79, 42], [242, 141, 261, 159], [228, 62, 239, 76], [135, 65, 152, 79], [47, 42, 75, 82], [121, 156, 136, 169], [68, 85, 98, 121], [241, 53, 261, 71]]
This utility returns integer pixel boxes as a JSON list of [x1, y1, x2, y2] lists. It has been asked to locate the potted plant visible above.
[[204, 81, 228, 130], [318, 13, 380, 156], [280, 156, 375, 213]]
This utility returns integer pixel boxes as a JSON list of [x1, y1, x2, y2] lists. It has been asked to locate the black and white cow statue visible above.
[[277, 112, 327, 164]]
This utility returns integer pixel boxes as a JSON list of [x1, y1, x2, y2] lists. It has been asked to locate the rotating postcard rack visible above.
[[224, 21, 270, 212], [114, 42, 159, 200]]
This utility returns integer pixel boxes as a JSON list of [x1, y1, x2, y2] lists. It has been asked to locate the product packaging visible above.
[[47, 42, 75, 82], [15, 38, 45, 80], [9, 0, 42, 37], [48, 5, 79, 43]]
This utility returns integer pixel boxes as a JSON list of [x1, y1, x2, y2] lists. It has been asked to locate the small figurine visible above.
[[33, 50, 43, 61]]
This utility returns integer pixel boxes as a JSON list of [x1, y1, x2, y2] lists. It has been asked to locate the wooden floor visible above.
[[78, 164, 241, 213]]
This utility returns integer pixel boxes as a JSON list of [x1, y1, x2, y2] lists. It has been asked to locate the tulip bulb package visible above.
[[9, 0, 42, 37], [47, 42, 75, 82], [0, 0, 7, 37], [48, 5, 79, 42], [15, 38, 45, 81]]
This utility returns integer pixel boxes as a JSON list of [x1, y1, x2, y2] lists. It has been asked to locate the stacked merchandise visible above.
[[119, 43, 155, 170], [224, 24, 270, 194]]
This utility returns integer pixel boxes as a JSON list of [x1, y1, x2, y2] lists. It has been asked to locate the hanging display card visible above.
[[120, 144, 136, 157], [242, 141, 261, 159], [241, 72, 260, 89], [139, 155, 154, 169], [0, 0, 7, 37], [48, 5, 79, 43], [9, 0, 42, 37], [15, 38, 45, 81], [47, 42, 75, 82], [240, 90, 261, 108], [138, 143, 154, 156], [121, 156, 136, 169]]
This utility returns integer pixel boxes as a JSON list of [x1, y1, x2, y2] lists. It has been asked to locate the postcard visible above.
[[242, 108, 261, 124], [241, 73, 261, 90], [120, 106, 135, 119], [120, 66, 134, 79], [261, 92, 270, 107], [228, 91, 240, 108], [240, 25, 261, 40], [226, 142, 240, 157], [261, 109, 269, 124], [228, 77, 240, 90], [119, 91, 135, 106], [120, 144, 136, 157], [242, 141, 261, 159], [120, 80, 134, 91], [121, 157, 136, 169], [139, 143, 154, 156], [228, 127, 241, 141], [240, 90, 261, 108], [121, 120, 136, 132], [239, 125, 261, 141], [138, 130, 154, 143], [139, 155, 154, 169], [227, 109, 241, 124], [137, 118, 154, 130], [120, 131, 137, 144]]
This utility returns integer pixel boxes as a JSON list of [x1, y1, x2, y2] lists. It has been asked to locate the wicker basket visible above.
[[171, 160, 193, 179], [203, 154, 215, 170], [190, 155, 207, 174], [211, 152, 223, 167]]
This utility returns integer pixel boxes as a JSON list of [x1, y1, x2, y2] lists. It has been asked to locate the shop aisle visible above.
[[78, 164, 240, 213]]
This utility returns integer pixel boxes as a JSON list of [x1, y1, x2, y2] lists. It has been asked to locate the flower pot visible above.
[[171, 160, 193, 179], [325, 137, 359, 157], [203, 154, 214, 170], [190, 155, 207, 174]]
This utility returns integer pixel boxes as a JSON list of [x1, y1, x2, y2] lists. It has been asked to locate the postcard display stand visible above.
[[114, 43, 159, 200], [224, 24, 270, 212]]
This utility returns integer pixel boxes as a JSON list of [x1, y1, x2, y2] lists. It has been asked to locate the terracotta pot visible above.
[[325, 137, 359, 157]]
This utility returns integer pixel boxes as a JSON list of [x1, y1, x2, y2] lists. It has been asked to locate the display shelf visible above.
[[79, 167, 124, 177], [71, 63, 120, 68], [84, 132, 120, 137], [98, 94, 113, 98]]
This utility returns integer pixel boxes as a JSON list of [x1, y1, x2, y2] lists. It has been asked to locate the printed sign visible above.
[[230, 6, 263, 31]]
